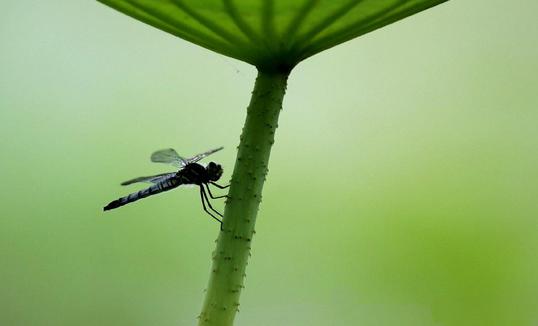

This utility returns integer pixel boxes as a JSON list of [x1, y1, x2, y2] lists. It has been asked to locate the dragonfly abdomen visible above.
[[103, 178, 180, 211]]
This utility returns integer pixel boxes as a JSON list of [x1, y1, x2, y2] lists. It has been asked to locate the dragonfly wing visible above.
[[121, 172, 176, 186], [186, 147, 224, 164], [150, 148, 187, 167]]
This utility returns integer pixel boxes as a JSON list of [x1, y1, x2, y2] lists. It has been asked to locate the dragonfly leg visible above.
[[199, 186, 223, 230], [205, 183, 228, 199], [210, 182, 230, 189], [201, 186, 225, 218]]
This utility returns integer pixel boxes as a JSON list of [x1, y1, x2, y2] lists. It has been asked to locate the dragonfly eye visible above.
[[207, 162, 223, 181]]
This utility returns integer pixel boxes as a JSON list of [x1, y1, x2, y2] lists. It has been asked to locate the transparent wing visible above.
[[150, 148, 187, 167], [186, 147, 224, 164], [121, 172, 176, 186]]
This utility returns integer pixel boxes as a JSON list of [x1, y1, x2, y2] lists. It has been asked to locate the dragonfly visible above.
[[103, 147, 228, 228]]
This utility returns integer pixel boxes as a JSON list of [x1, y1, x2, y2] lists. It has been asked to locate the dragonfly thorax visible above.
[[181, 162, 222, 185]]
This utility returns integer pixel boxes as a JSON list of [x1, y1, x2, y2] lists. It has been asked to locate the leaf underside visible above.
[[98, 0, 449, 70]]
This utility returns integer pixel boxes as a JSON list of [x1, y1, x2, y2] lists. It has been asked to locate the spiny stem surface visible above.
[[198, 69, 290, 326]]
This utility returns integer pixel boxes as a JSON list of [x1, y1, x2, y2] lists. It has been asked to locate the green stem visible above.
[[198, 69, 290, 326]]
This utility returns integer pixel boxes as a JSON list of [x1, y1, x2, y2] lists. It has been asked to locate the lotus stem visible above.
[[198, 68, 290, 325]]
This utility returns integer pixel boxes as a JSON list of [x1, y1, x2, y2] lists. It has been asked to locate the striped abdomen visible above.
[[103, 178, 180, 211]]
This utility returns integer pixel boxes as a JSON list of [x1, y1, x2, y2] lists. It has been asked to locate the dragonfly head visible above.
[[206, 162, 223, 181]]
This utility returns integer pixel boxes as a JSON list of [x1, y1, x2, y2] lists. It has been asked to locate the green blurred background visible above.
[[1, 1, 537, 325]]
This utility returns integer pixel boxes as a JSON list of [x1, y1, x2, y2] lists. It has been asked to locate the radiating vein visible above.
[[301, 0, 405, 56], [291, 0, 366, 51], [261, 0, 276, 45], [100, 0, 238, 60], [299, 0, 448, 60], [282, 0, 319, 48], [170, 0, 248, 47], [122, 0, 242, 59], [222, 0, 261, 45]]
